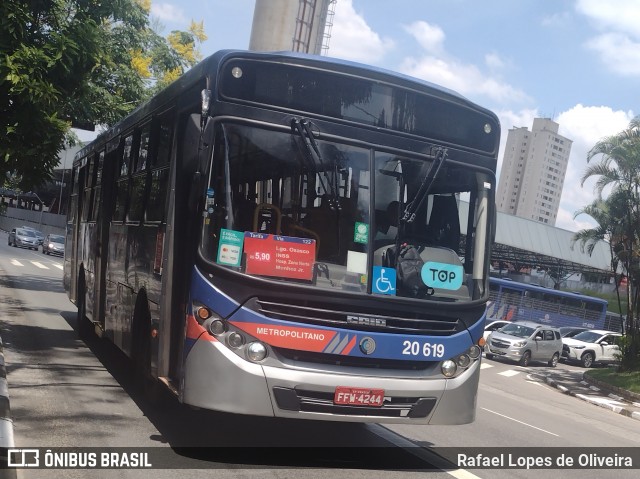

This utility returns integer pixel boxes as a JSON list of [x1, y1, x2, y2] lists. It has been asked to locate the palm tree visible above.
[[573, 194, 626, 325], [578, 117, 640, 370]]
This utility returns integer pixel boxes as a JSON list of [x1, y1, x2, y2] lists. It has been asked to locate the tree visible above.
[[576, 116, 640, 370], [1, 0, 206, 191]]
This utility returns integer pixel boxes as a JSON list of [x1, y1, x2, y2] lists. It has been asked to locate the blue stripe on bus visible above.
[[190, 268, 240, 318], [190, 266, 482, 361], [227, 305, 475, 361]]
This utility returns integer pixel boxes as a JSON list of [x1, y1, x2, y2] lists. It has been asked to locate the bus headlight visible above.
[[208, 319, 226, 336], [227, 332, 245, 349], [441, 360, 457, 378], [456, 354, 471, 368], [468, 345, 482, 359], [247, 342, 268, 362]]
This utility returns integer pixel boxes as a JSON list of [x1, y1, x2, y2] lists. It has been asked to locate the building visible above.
[[249, 0, 336, 54], [496, 118, 572, 225]]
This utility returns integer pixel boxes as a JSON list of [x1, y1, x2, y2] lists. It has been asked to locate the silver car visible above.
[[485, 321, 562, 367], [8, 228, 40, 250], [42, 234, 65, 256]]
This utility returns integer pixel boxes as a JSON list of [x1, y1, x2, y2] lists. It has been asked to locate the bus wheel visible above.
[[519, 351, 531, 367], [132, 302, 160, 402], [581, 352, 594, 368], [76, 279, 92, 339]]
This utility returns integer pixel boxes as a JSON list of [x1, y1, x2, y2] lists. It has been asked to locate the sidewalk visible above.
[[530, 367, 640, 421]]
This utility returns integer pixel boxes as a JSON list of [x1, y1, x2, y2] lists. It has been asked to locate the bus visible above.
[[486, 278, 622, 332], [63, 50, 499, 425]]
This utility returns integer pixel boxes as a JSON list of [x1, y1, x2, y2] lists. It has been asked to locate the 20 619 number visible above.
[[402, 340, 445, 358]]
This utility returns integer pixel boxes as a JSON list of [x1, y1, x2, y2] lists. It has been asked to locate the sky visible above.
[[100, 0, 639, 232]]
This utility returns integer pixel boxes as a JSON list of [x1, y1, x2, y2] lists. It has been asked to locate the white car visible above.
[[483, 320, 511, 342], [561, 330, 622, 368]]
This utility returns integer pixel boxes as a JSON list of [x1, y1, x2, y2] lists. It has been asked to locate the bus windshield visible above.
[[200, 121, 491, 302]]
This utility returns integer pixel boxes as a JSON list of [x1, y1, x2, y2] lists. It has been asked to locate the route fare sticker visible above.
[[244, 232, 316, 280], [216, 229, 244, 267], [353, 222, 369, 244]]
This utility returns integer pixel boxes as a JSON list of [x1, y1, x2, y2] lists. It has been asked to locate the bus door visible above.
[[68, 163, 85, 304]]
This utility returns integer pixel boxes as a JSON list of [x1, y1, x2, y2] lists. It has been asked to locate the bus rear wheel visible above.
[[132, 299, 161, 403], [76, 278, 92, 339]]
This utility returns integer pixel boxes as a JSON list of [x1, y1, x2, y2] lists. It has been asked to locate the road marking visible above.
[[368, 424, 483, 479], [525, 380, 544, 387], [480, 362, 493, 369], [31, 261, 49, 269], [481, 407, 559, 437], [10, 259, 24, 267], [52, 263, 63, 270], [498, 370, 520, 377]]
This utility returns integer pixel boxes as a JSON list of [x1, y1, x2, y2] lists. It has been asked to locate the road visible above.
[[0, 230, 638, 479]]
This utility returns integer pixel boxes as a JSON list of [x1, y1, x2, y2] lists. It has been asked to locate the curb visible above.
[[0, 336, 14, 449], [534, 372, 640, 422]]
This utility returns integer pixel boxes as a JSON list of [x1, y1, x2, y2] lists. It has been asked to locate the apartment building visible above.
[[496, 118, 572, 225]]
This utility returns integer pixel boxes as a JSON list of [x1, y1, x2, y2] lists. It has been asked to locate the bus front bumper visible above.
[[181, 338, 480, 425]]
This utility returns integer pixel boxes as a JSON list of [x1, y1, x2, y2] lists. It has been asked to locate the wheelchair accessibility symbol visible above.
[[372, 266, 396, 295]]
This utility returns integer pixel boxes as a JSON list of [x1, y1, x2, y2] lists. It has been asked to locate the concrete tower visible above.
[[249, 0, 335, 54], [496, 118, 572, 226]]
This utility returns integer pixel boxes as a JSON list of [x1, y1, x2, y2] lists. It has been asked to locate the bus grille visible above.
[[273, 387, 437, 418], [274, 348, 432, 370], [252, 298, 461, 335]]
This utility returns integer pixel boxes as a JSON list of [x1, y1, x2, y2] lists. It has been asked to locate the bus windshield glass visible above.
[[201, 121, 491, 302]]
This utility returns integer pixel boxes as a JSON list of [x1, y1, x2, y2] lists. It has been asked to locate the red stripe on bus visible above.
[[186, 314, 216, 342], [230, 322, 336, 352], [340, 336, 357, 355]]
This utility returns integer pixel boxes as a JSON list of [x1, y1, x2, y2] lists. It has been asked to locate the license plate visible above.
[[334, 386, 385, 407]]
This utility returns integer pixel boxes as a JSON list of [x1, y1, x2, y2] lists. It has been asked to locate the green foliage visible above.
[[613, 335, 640, 372], [0, 0, 206, 190], [575, 116, 640, 370]]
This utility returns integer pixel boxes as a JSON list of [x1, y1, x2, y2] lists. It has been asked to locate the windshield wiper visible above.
[[291, 118, 341, 211], [401, 146, 448, 223]]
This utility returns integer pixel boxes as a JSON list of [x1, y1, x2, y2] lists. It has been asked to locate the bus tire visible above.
[[76, 276, 92, 340], [132, 297, 160, 403], [519, 350, 531, 367], [581, 351, 594, 368]]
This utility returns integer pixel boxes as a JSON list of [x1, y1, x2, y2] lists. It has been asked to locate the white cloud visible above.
[[585, 33, 640, 76], [329, 0, 395, 64], [576, 0, 640, 77], [485, 52, 506, 72], [576, 0, 640, 37], [541, 12, 572, 28], [151, 3, 188, 25], [553, 105, 635, 231], [397, 19, 529, 106], [403, 21, 445, 55], [399, 55, 530, 106]]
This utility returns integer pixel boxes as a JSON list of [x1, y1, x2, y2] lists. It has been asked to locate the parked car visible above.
[[8, 228, 40, 250], [558, 326, 589, 338], [42, 234, 65, 256], [562, 330, 622, 368], [21, 226, 44, 245], [485, 321, 562, 367], [483, 319, 511, 342]]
